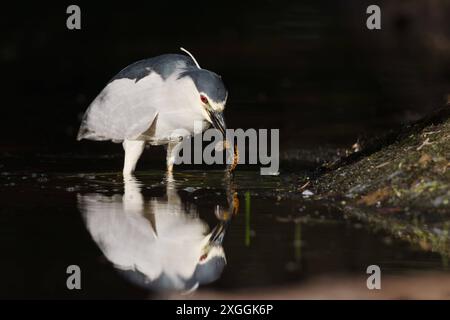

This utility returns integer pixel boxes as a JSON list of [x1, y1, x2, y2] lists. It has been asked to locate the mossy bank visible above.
[[312, 106, 450, 257]]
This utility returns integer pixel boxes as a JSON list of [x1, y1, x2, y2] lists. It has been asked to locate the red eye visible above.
[[200, 95, 208, 104]]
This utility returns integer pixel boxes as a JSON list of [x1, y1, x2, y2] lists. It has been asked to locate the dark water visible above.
[[0, 161, 447, 299]]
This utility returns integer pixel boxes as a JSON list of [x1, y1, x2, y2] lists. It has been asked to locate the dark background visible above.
[[1, 0, 449, 154]]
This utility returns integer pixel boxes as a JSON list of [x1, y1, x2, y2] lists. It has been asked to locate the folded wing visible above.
[[77, 54, 196, 142]]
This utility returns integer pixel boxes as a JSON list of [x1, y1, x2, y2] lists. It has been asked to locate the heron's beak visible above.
[[208, 110, 226, 136], [208, 220, 228, 246]]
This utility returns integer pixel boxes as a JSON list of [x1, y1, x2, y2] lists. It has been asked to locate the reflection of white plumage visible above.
[[77, 48, 228, 175], [77, 175, 227, 292]]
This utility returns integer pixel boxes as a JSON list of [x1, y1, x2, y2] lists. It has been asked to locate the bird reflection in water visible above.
[[77, 173, 238, 293]]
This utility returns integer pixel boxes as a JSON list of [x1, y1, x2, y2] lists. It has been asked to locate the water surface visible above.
[[0, 163, 447, 299]]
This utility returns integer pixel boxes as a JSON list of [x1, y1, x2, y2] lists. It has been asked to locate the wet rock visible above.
[[314, 106, 450, 211], [311, 106, 450, 256]]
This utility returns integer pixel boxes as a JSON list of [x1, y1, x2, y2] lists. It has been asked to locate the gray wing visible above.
[[77, 54, 196, 142]]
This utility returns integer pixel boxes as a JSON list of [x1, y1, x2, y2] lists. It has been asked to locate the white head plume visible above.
[[180, 47, 201, 69]]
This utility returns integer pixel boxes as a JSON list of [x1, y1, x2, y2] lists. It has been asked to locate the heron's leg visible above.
[[166, 141, 182, 172], [123, 140, 145, 176]]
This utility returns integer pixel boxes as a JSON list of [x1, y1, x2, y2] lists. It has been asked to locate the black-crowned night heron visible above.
[[77, 48, 228, 175]]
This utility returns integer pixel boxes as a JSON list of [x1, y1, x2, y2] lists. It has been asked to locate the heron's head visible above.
[[179, 69, 228, 135]]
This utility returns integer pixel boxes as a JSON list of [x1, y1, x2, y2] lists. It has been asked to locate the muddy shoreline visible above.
[[288, 105, 450, 257]]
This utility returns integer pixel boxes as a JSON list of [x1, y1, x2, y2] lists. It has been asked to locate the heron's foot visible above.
[[122, 169, 134, 178], [166, 155, 175, 172], [166, 140, 182, 173]]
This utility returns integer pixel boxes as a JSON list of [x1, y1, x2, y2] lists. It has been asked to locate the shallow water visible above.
[[0, 162, 447, 299]]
